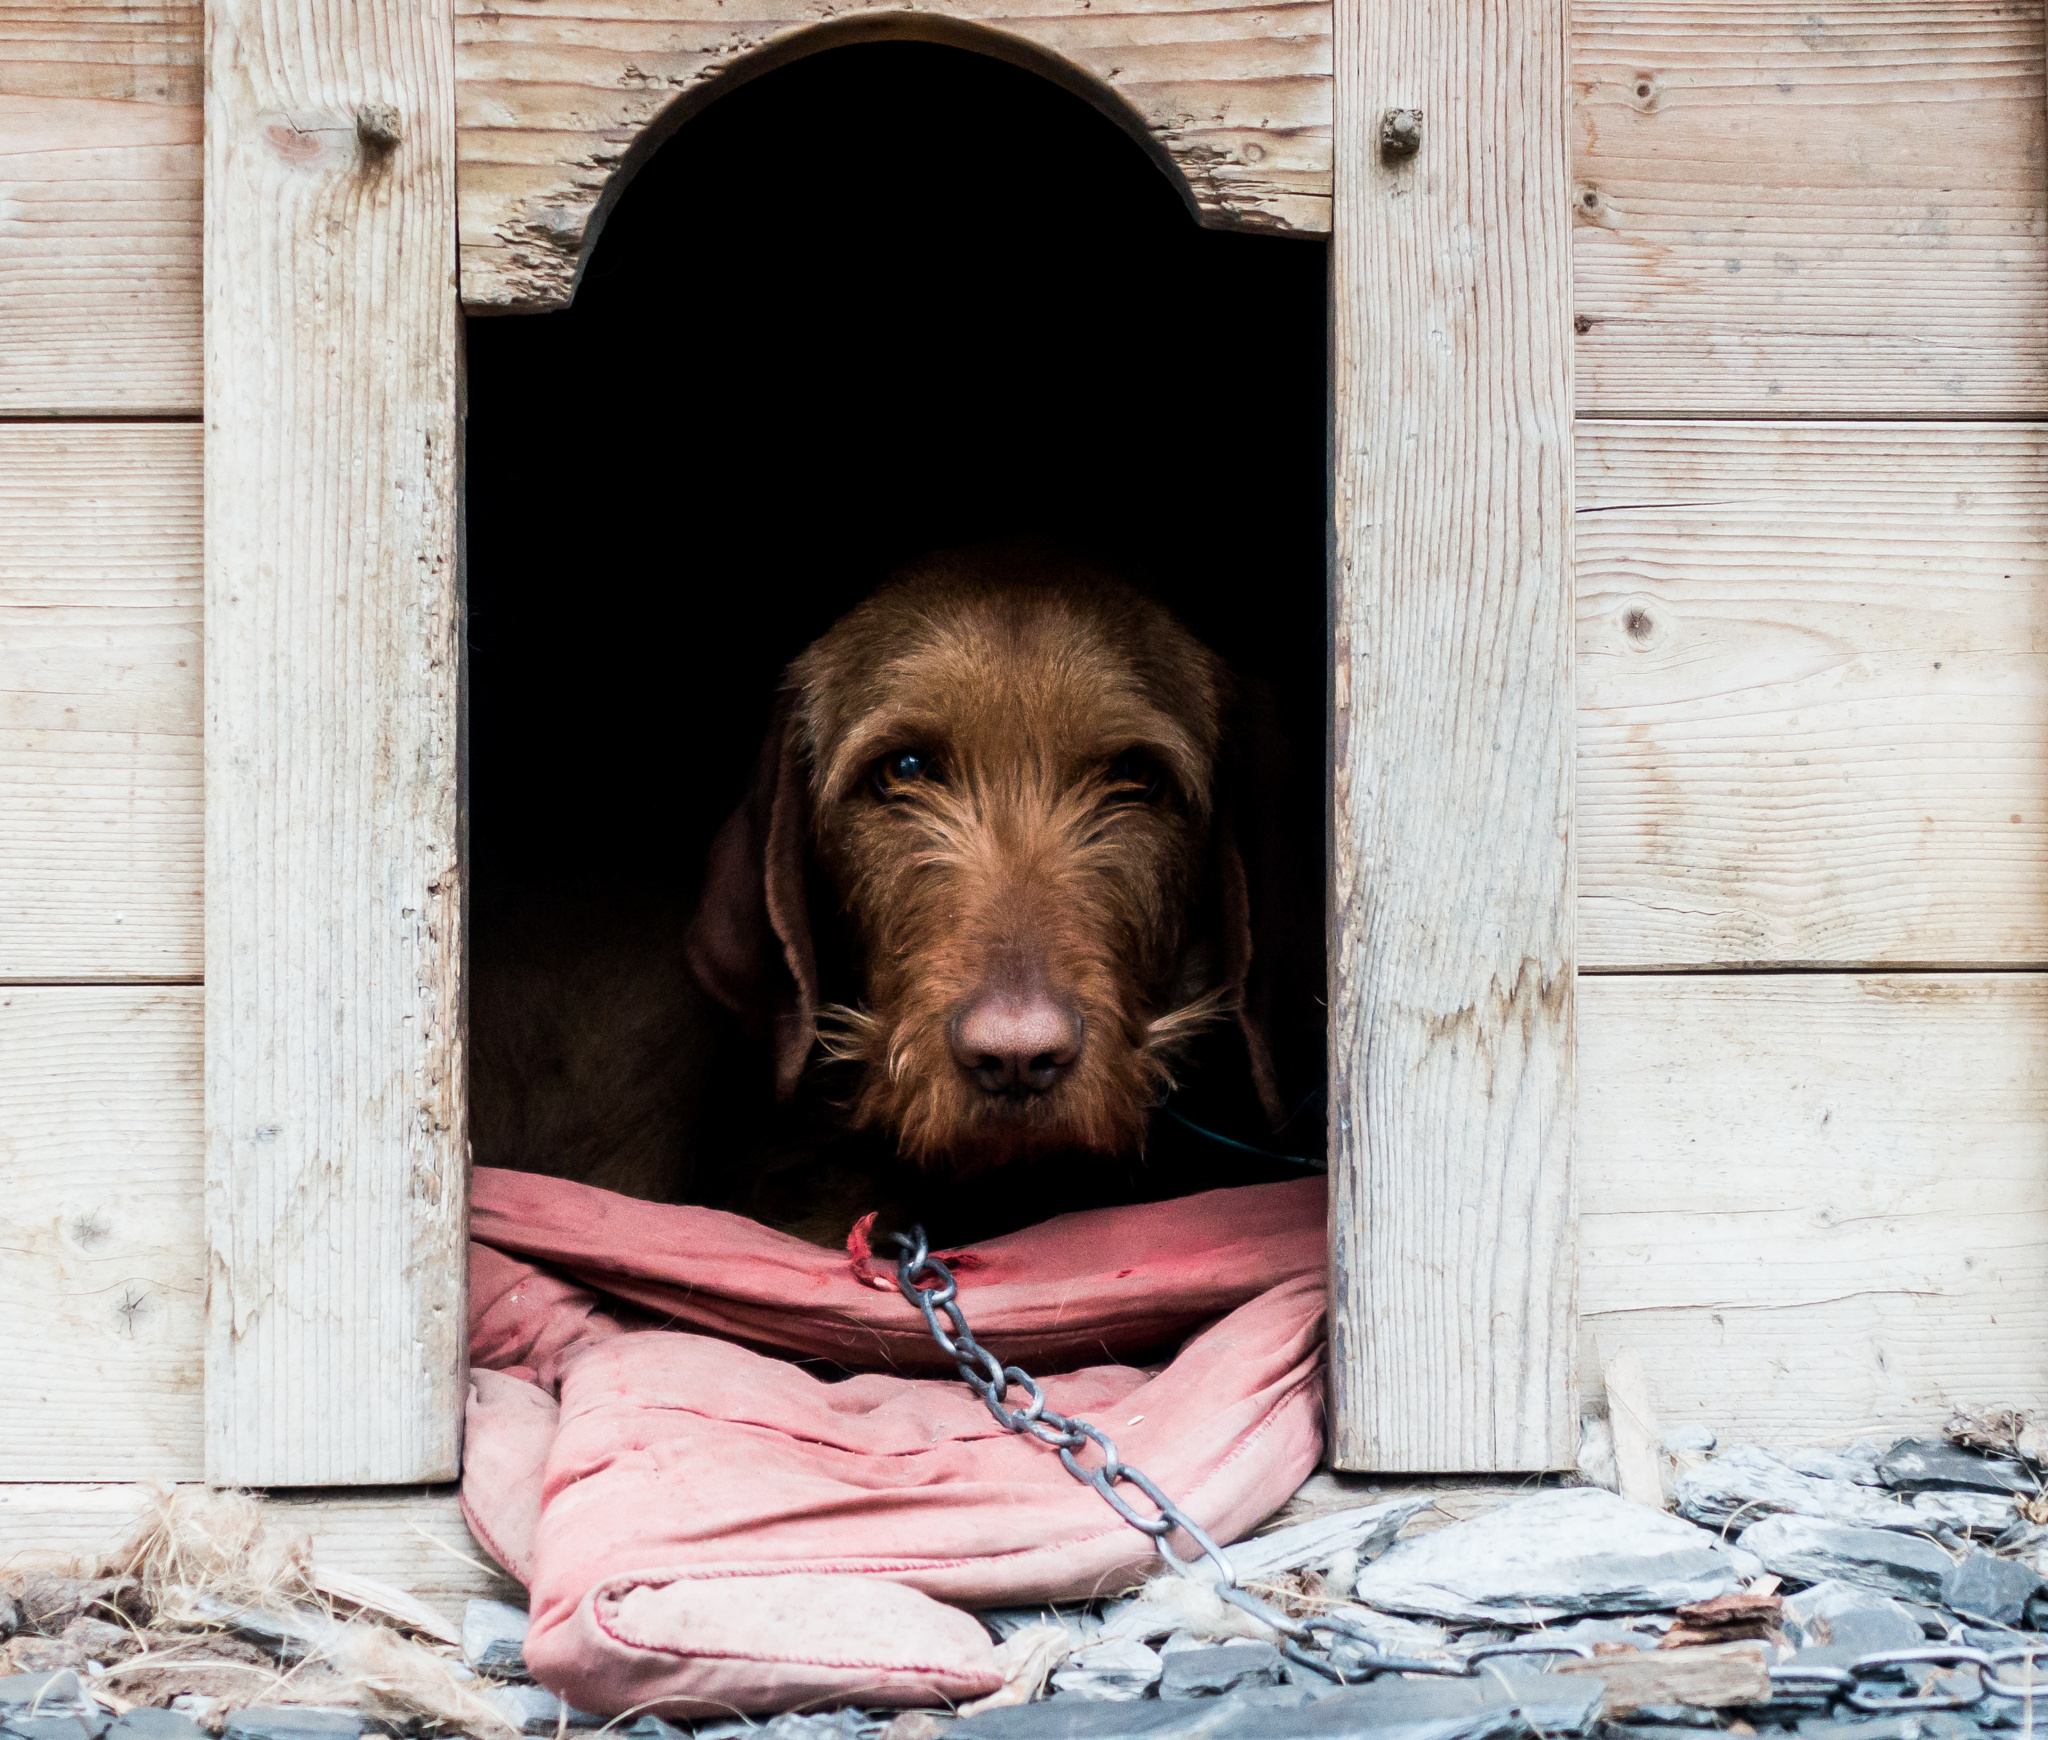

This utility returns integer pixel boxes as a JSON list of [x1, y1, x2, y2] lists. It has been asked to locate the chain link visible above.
[[1770, 1644, 2048, 1713]]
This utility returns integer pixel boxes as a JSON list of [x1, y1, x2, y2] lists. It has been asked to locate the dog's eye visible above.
[[870, 750, 935, 799], [1106, 751, 1166, 806]]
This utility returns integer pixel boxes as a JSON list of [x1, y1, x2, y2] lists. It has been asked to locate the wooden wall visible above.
[[1, 0, 2043, 1504], [1572, 0, 2048, 1440], [0, 3, 210, 1498]]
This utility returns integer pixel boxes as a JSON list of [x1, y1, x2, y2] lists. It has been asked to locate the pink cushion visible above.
[[462, 1170, 1326, 1719]]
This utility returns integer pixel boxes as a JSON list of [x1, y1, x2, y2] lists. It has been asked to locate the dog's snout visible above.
[[951, 989, 1081, 1098]]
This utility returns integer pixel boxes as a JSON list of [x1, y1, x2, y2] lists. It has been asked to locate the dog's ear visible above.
[[683, 692, 819, 1100], [1211, 678, 1307, 1131]]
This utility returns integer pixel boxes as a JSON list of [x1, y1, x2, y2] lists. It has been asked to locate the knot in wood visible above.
[[356, 102, 404, 156], [1380, 108, 1423, 162]]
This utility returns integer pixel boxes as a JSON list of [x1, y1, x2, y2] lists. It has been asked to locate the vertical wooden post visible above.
[[205, 0, 465, 1483], [1327, 0, 1577, 1469]]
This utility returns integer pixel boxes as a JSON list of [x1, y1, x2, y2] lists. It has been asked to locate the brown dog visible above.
[[472, 542, 1299, 1241], [688, 543, 1284, 1175]]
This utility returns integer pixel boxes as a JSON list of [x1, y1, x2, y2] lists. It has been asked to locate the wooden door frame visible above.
[[200, 0, 1574, 1485]]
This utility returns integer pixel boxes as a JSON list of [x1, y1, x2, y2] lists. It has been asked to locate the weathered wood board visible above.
[[0, 427, 201, 983], [205, 0, 467, 1485], [1579, 421, 2048, 971], [0, 988, 203, 1482], [0, 0, 202, 418], [0, 1485, 518, 1622], [454, 0, 1333, 312], [1582, 972, 2048, 1443], [1573, 1, 2048, 415], [1328, 0, 1576, 1472]]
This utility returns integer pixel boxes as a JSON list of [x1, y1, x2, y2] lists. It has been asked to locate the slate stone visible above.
[[1782, 1581, 1928, 1653], [1877, 1443, 2036, 1498], [1941, 1551, 2044, 1626], [749, 1715, 880, 1740], [104, 1715, 205, 1740], [1663, 1429, 1717, 1455], [0, 1677, 91, 1720], [1348, 1488, 1748, 1623], [1, 1716, 106, 1740], [219, 1712, 365, 1740], [1159, 1644, 1287, 1699], [462, 1598, 531, 1678], [985, 1608, 1103, 1647], [1050, 1638, 1163, 1701], [951, 1669, 1603, 1740], [1216, 1500, 1431, 1586], [617, 1718, 689, 1740], [485, 1684, 607, 1733], [1737, 1515, 1954, 1603], [1679, 1446, 1938, 1534]]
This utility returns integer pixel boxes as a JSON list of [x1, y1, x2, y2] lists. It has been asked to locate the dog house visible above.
[[3, 0, 2047, 1596]]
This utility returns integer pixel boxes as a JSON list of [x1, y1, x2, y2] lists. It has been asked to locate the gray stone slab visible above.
[[1051, 1638, 1163, 1701], [1737, 1515, 1954, 1603], [485, 1684, 606, 1734], [462, 1597, 531, 1678], [1219, 1501, 1432, 1585], [0, 1679, 88, 1717], [1348, 1487, 1747, 1622], [218, 1712, 364, 1740], [1158, 1644, 1286, 1699], [1941, 1550, 2044, 1625], [1877, 1442, 2035, 1498], [1781, 1580, 1928, 1652], [1679, 1446, 1942, 1534], [104, 1716, 205, 1740], [1, 1717, 105, 1740], [952, 1670, 1603, 1740]]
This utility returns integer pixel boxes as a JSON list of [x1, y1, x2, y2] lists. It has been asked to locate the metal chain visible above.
[[1769, 1645, 2048, 1713], [892, 1227, 2048, 1707], [888, 1226, 1597, 1681]]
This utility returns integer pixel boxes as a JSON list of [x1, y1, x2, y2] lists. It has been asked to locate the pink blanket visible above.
[[462, 1168, 1327, 1719]]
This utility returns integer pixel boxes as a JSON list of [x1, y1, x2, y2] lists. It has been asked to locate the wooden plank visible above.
[[1581, 973, 2048, 1444], [206, 0, 466, 1484], [454, 0, 1332, 312], [0, 988, 204, 1481], [1578, 422, 2048, 971], [0, 1486, 520, 1622], [0, 3, 199, 104], [1327, 0, 1577, 1471], [1573, 2, 2048, 415], [0, 92, 201, 418], [0, 427, 201, 982]]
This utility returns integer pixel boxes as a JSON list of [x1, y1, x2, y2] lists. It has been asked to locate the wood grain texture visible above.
[[1327, 0, 1577, 1471], [0, 427, 201, 982], [1579, 422, 2048, 970], [0, 3, 198, 103], [1573, 2, 2048, 415], [0, 92, 200, 416], [0, 1485, 519, 1621], [454, 0, 1332, 312], [0, 989, 203, 1481], [205, 0, 466, 1485], [1582, 973, 2048, 1443]]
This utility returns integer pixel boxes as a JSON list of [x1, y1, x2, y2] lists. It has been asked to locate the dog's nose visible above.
[[952, 990, 1081, 1097]]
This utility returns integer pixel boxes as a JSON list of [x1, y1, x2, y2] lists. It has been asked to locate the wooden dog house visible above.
[[4, 0, 2047, 1586]]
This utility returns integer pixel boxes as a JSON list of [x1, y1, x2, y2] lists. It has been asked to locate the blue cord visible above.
[[1158, 1103, 1326, 1171]]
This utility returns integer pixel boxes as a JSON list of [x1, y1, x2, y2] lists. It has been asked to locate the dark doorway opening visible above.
[[464, 41, 1329, 1234]]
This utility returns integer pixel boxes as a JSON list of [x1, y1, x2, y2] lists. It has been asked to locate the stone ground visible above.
[[8, 1418, 2048, 1740]]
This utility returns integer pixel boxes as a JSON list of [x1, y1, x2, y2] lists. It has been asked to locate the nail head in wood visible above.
[[1380, 108, 1423, 162], [356, 103, 403, 156]]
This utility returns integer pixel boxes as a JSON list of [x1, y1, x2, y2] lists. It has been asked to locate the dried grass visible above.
[[38, 1486, 523, 1740]]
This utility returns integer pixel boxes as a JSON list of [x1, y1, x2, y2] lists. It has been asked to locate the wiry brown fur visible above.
[[702, 544, 1258, 1174]]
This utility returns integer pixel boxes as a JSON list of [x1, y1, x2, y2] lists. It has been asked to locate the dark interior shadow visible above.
[[464, 41, 1330, 1230]]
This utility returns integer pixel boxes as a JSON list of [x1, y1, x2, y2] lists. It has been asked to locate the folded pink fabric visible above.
[[462, 1169, 1326, 1720]]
